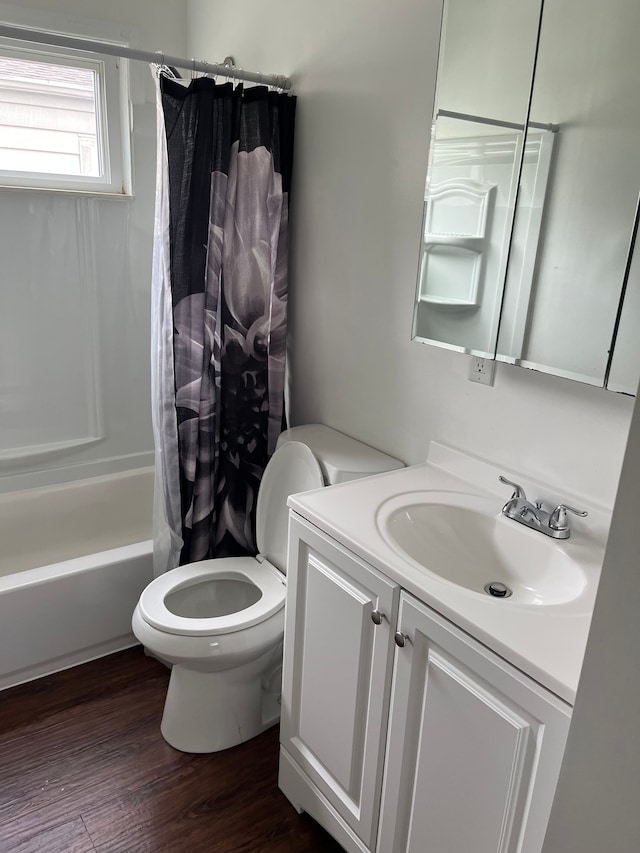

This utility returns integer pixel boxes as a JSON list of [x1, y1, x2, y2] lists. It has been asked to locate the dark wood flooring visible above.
[[0, 648, 344, 853]]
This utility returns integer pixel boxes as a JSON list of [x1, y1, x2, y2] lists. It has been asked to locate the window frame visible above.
[[0, 39, 133, 196]]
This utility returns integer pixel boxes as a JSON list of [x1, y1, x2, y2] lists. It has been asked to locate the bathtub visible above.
[[0, 468, 155, 690]]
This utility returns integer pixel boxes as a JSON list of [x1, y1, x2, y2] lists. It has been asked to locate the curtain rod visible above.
[[0, 23, 292, 91]]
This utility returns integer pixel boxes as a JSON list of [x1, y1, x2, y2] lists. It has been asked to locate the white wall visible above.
[[188, 0, 633, 509], [1, 0, 186, 72], [0, 0, 187, 492], [541, 387, 640, 853]]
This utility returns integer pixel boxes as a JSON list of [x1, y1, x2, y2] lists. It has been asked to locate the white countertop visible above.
[[288, 442, 610, 706]]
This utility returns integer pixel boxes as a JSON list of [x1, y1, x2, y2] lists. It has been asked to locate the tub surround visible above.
[[287, 441, 609, 705], [0, 468, 154, 576], [0, 468, 154, 690]]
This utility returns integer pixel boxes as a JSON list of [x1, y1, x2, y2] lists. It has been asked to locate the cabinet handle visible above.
[[394, 631, 410, 647], [371, 609, 385, 625]]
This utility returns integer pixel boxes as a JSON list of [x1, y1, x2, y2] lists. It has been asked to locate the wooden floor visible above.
[[0, 648, 344, 853]]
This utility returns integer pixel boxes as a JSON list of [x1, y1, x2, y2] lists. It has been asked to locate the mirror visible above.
[[497, 0, 640, 390], [414, 0, 640, 395], [413, 0, 543, 357]]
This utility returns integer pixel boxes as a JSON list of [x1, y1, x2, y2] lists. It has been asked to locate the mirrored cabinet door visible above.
[[413, 0, 543, 357], [413, 0, 640, 395], [496, 0, 640, 388]]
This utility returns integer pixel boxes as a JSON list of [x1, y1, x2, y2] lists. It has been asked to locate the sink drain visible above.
[[484, 581, 513, 599]]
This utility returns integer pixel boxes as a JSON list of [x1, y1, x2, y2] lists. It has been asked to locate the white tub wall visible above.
[[0, 467, 154, 689], [0, 467, 154, 575], [0, 0, 187, 495], [0, 541, 153, 691], [187, 0, 634, 509]]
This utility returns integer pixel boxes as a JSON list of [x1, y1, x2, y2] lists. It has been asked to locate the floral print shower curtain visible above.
[[151, 74, 296, 572]]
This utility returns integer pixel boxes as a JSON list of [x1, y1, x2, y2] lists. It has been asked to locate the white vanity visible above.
[[278, 443, 608, 853]]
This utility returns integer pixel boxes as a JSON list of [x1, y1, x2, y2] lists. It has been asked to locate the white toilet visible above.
[[132, 424, 402, 753]]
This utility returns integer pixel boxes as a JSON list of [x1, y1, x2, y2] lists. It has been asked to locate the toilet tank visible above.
[[276, 424, 403, 484]]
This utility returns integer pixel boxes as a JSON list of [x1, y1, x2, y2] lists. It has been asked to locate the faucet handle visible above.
[[549, 503, 588, 531], [498, 475, 527, 502]]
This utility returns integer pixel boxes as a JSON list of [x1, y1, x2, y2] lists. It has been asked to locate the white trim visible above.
[[0, 39, 132, 195], [0, 436, 104, 467], [0, 637, 139, 691], [496, 130, 556, 360], [0, 452, 155, 494]]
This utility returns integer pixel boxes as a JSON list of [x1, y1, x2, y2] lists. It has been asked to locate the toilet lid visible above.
[[138, 557, 286, 636], [256, 441, 325, 573]]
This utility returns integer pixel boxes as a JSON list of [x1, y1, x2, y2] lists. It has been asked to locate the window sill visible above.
[[0, 184, 135, 199]]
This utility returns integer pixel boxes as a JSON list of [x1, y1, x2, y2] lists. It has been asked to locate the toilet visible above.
[[132, 424, 403, 753]]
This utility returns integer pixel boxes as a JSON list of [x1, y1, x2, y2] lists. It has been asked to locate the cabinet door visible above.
[[377, 594, 572, 853], [280, 514, 399, 848]]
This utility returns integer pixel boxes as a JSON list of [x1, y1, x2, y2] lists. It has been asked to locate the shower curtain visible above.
[[151, 73, 296, 574]]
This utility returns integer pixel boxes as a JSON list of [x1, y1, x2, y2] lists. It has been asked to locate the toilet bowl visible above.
[[132, 425, 403, 753], [131, 560, 287, 753]]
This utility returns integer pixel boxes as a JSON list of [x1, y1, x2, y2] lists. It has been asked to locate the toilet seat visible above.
[[138, 557, 285, 637], [139, 441, 324, 640]]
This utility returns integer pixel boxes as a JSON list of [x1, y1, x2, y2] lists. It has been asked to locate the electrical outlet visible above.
[[468, 356, 496, 386]]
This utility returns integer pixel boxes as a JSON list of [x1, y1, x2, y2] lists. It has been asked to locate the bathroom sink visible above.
[[377, 491, 588, 605]]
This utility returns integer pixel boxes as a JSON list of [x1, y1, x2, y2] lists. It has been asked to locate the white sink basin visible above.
[[377, 491, 588, 606]]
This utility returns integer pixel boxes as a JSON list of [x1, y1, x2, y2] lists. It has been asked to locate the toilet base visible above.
[[160, 654, 281, 753]]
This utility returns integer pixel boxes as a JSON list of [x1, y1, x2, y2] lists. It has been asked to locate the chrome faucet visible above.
[[498, 475, 587, 540]]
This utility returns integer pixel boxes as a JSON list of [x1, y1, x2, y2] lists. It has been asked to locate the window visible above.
[[0, 43, 132, 195]]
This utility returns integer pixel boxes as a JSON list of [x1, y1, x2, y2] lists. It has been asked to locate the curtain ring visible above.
[[222, 55, 234, 86]]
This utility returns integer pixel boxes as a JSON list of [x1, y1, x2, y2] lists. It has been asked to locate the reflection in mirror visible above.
[[434, 0, 543, 125], [496, 0, 640, 388], [493, 125, 555, 358], [415, 114, 554, 355], [415, 115, 522, 355], [413, 0, 543, 356]]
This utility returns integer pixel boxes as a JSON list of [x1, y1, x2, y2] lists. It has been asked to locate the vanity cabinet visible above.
[[279, 513, 573, 853], [377, 594, 571, 853], [279, 515, 399, 849]]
